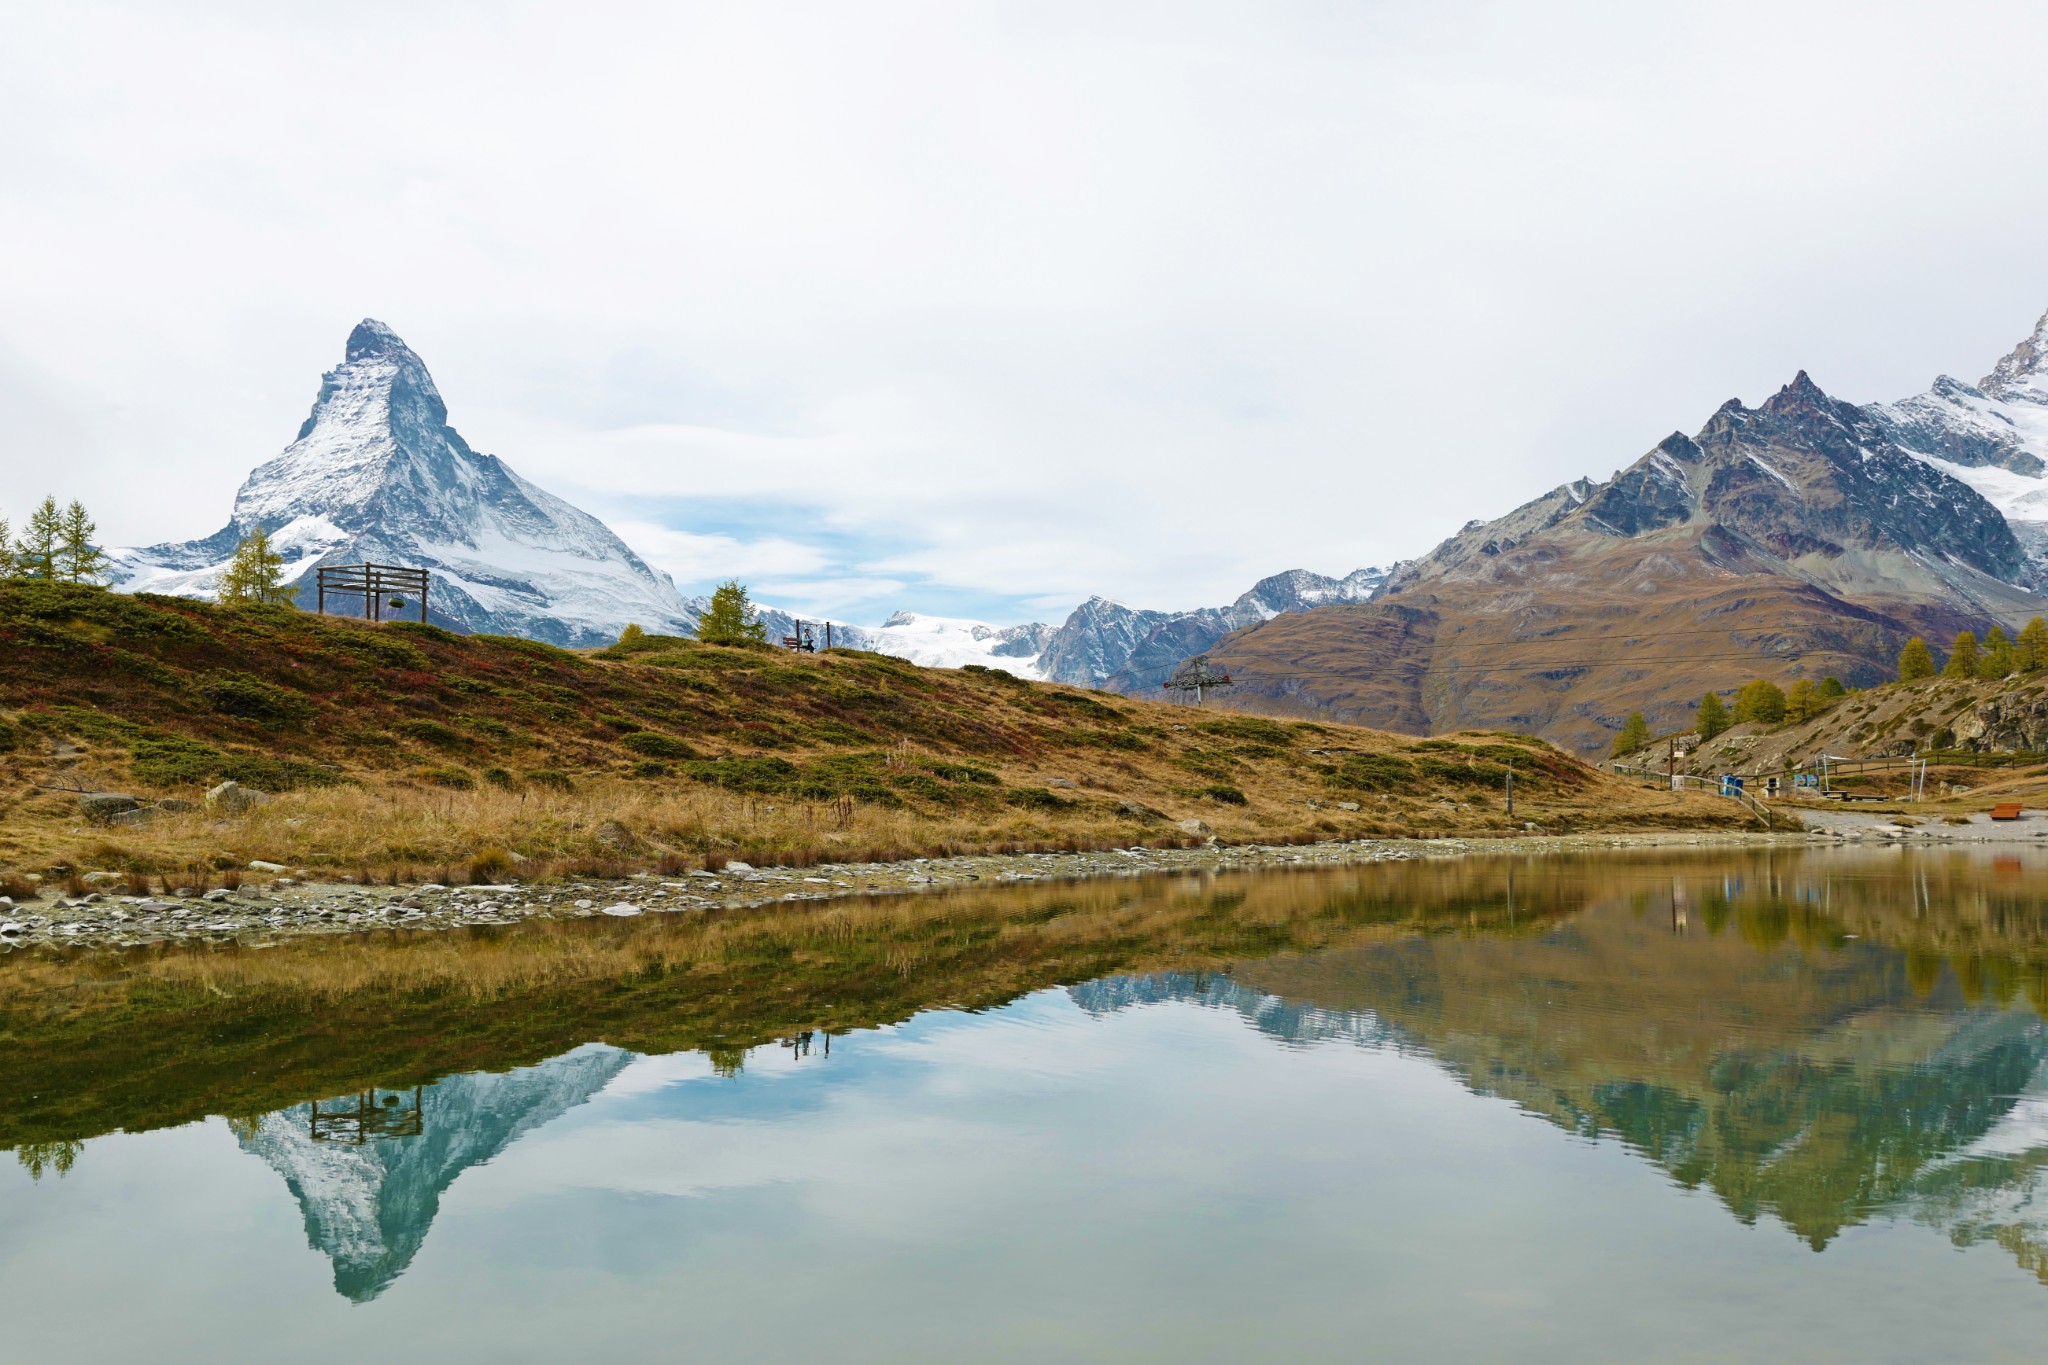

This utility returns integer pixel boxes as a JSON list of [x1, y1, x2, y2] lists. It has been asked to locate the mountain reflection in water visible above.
[[11, 844, 2048, 1347], [235, 1045, 631, 1301]]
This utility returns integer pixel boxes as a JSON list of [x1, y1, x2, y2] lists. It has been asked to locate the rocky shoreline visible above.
[[0, 822, 2040, 954]]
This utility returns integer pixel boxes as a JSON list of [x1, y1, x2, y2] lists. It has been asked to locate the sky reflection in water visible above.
[[7, 847, 2048, 1363]]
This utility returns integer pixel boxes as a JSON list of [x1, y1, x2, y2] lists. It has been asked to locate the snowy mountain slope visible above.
[[112, 320, 701, 646], [862, 611, 1051, 676], [1873, 309, 2048, 574]]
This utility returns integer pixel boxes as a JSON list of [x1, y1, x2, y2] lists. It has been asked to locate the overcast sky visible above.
[[7, 1, 2048, 625]]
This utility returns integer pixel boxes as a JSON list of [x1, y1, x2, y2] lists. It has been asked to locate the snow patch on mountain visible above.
[[863, 611, 1051, 676]]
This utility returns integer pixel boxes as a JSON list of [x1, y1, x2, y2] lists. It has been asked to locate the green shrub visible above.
[[1004, 787, 1074, 811], [1327, 754, 1417, 792], [595, 631, 695, 659], [385, 621, 463, 646], [472, 634, 583, 664], [202, 672, 315, 727], [924, 760, 1001, 785], [597, 713, 644, 733], [526, 768, 575, 792], [1064, 728, 1147, 752], [481, 767, 516, 789], [621, 731, 699, 760], [1197, 717, 1295, 746], [630, 760, 672, 778], [0, 715, 17, 753], [326, 632, 430, 670], [396, 719, 469, 750], [1203, 783, 1249, 805], [129, 734, 339, 790], [415, 765, 474, 789]]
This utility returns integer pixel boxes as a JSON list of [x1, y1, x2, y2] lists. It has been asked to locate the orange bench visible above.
[[1991, 802, 2024, 821]]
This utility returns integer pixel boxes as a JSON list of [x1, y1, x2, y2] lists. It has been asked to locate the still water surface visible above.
[[7, 848, 2048, 1362]]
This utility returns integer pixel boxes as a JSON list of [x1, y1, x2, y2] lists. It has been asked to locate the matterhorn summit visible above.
[[112, 319, 697, 645]]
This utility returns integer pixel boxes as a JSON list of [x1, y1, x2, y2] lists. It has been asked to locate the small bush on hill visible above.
[[1197, 716, 1296, 746], [384, 621, 462, 646], [396, 719, 469, 750], [201, 672, 314, 727], [621, 731, 699, 760], [1327, 754, 1416, 792]]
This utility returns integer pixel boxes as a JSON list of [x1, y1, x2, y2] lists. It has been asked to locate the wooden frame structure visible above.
[[316, 564, 430, 623], [783, 621, 835, 652], [309, 1087, 425, 1145]]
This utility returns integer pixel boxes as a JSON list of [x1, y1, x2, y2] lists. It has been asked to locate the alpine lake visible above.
[[7, 844, 2048, 1363]]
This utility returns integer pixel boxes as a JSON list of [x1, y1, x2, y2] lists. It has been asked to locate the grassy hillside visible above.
[[0, 582, 1742, 880]]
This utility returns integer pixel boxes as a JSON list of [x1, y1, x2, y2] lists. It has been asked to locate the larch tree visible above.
[[17, 496, 61, 579], [1944, 631, 1980, 680], [1818, 676, 1847, 700], [1785, 678, 1822, 723], [2020, 617, 2048, 672], [1983, 626, 2017, 678], [56, 500, 109, 585], [696, 580, 768, 646], [215, 527, 298, 607], [1733, 678, 1787, 725], [1612, 712, 1651, 757], [1696, 691, 1731, 741], [1898, 637, 1936, 682]]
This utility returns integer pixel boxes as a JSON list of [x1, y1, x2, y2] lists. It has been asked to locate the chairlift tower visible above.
[[1163, 655, 1234, 706]]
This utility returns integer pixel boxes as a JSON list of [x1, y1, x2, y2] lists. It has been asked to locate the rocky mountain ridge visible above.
[[1203, 311, 2048, 752]]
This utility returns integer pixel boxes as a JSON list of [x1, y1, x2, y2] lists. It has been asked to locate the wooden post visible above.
[[1505, 762, 1514, 817]]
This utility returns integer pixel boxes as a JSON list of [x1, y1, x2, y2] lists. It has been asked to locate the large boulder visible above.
[[205, 781, 274, 815], [77, 793, 140, 821]]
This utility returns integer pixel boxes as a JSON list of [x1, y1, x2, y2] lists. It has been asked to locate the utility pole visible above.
[[1504, 761, 1514, 817], [1667, 737, 1677, 792]]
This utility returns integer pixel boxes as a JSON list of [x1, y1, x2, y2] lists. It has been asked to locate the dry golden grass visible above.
[[4, 751, 1747, 885], [0, 580, 1750, 880]]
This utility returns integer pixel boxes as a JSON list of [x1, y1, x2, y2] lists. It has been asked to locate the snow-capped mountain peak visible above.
[[113, 319, 699, 645]]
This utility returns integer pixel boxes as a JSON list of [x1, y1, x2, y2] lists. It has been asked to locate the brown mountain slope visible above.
[[1208, 368, 2045, 754]]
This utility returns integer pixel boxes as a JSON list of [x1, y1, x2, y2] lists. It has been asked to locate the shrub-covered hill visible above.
[[0, 583, 1740, 874]]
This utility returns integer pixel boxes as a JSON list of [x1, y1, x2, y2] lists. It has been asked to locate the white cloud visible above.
[[8, 1, 2048, 622], [608, 521, 831, 588]]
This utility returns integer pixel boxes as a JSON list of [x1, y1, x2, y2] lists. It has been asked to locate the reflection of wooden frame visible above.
[[309, 1088, 425, 1145], [315, 564, 430, 623]]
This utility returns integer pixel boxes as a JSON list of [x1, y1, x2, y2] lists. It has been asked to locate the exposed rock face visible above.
[[112, 320, 700, 647], [1946, 690, 2048, 752], [1208, 324, 2048, 752]]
